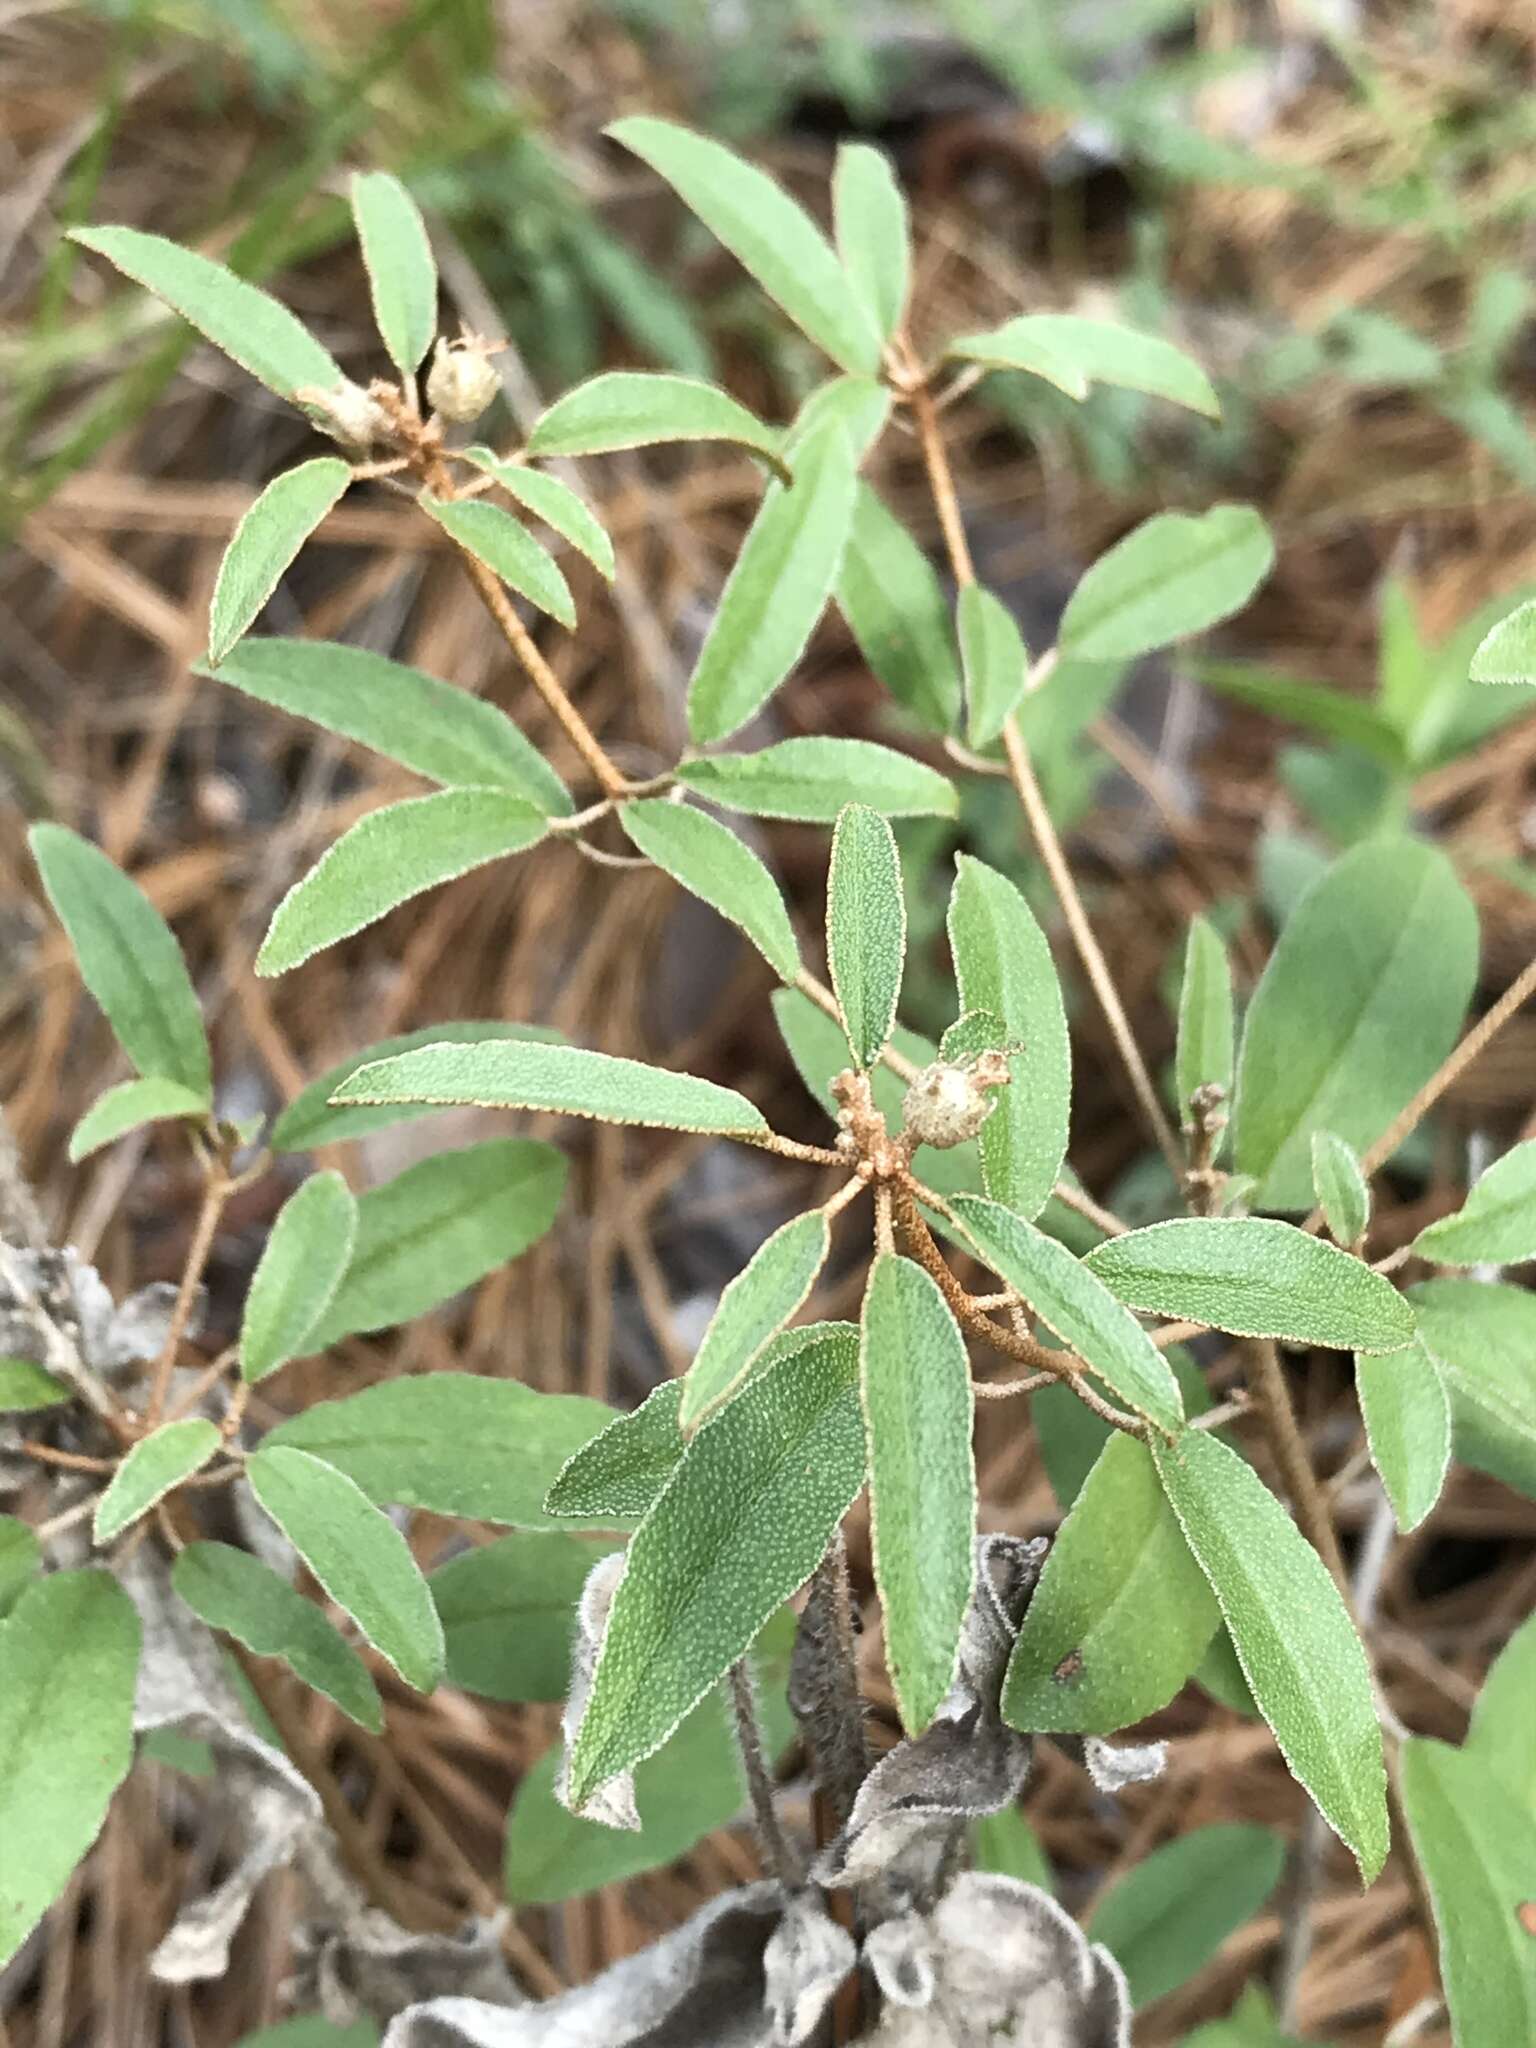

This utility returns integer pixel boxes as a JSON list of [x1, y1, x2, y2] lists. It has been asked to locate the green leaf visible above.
[[1194, 1629, 1260, 1720], [1470, 597, 1536, 685], [1233, 839, 1478, 1209], [1413, 1139, 1536, 1266], [430, 1531, 620, 1702], [681, 1213, 831, 1429], [1059, 506, 1274, 663], [505, 1615, 795, 1903], [687, 421, 858, 745], [1002, 1433, 1218, 1736], [0, 1359, 71, 1412], [954, 1195, 1184, 1433], [1088, 1825, 1286, 2010], [544, 1379, 685, 1524], [945, 317, 1089, 397], [621, 799, 800, 982], [1175, 916, 1235, 1117], [566, 1324, 865, 1805], [303, 1138, 565, 1350], [246, 1445, 443, 1693], [271, 1022, 560, 1153], [256, 789, 548, 976], [30, 823, 210, 1099], [959, 583, 1027, 749], [200, 639, 572, 815], [93, 1419, 221, 1544], [332, 1037, 768, 1137], [860, 1254, 976, 1734], [240, 1170, 358, 1382], [783, 374, 891, 462], [1466, 1607, 1536, 1811], [208, 458, 350, 664], [1311, 1132, 1371, 1249], [172, 1541, 383, 1732], [1177, 1983, 1311, 2046], [1149, 1428, 1388, 1880], [350, 171, 436, 379], [526, 372, 781, 463], [1034, 1347, 1213, 1510], [234, 2019, 378, 2048], [835, 482, 963, 735], [1400, 1738, 1536, 2046], [970, 1808, 1053, 1892], [419, 496, 575, 629], [68, 1075, 208, 1162], [69, 225, 343, 400], [459, 452, 614, 579], [993, 314, 1220, 418], [1354, 1335, 1451, 1533], [827, 803, 905, 1069], [607, 117, 880, 375], [947, 855, 1073, 1220], [832, 141, 908, 346], [678, 738, 957, 822], [1411, 1277, 1536, 1497], [1196, 660, 1404, 765], [267, 1373, 613, 1529], [0, 1516, 41, 1616], [1084, 1218, 1414, 1352], [0, 1570, 140, 1971]]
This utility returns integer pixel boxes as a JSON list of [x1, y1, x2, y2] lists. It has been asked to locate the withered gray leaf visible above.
[[864, 1912, 936, 2009], [555, 1550, 637, 1830], [762, 1891, 855, 2045], [306, 1907, 521, 2025], [1081, 1736, 1167, 1795]]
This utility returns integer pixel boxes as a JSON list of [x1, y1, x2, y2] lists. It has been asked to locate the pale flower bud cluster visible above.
[[901, 1050, 1011, 1150], [294, 377, 389, 455], [425, 332, 502, 423]]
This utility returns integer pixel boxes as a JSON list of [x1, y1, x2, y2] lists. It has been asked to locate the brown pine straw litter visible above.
[[4, 5, 1536, 2042]]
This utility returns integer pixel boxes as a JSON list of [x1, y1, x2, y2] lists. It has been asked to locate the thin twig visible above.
[[145, 1162, 229, 1427], [1244, 1337, 1347, 1589], [728, 1660, 804, 1888]]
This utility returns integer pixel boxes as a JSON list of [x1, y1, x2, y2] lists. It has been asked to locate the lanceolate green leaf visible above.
[[1469, 596, 1536, 684], [1087, 1826, 1285, 2011], [1150, 1428, 1388, 1880], [420, 496, 575, 628], [959, 583, 1028, 749], [783, 375, 891, 462], [860, 1255, 976, 1734], [544, 1379, 685, 1524], [69, 225, 344, 399], [947, 855, 1071, 1220], [835, 482, 963, 735], [1312, 1131, 1371, 1249], [0, 1361, 71, 1412], [952, 314, 1219, 420], [257, 789, 547, 977], [680, 1212, 831, 1429], [827, 804, 905, 1069], [832, 141, 908, 346], [1400, 1738, 1536, 2046], [1411, 1277, 1536, 1497], [687, 422, 858, 745], [1413, 1139, 1536, 1266], [93, 1419, 221, 1543], [332, 1038, 768, 1137], [1233, 839, 1478, 1210], [304, 1139, 565, 1350], [200, 638, 572, 814], [621, 799, 800, 983], [1466, 1607, 1536, 1810], [1002, 1433, 1218, 1736], [173, 1541, 383, 1732], [1058, 506, 1274, 663], [608, 117, 880, 375], [0, 1570, 140, 1972], [953, 1195, 1185, 1434], [30, 824, 210, 1099], [240, 1170, 358, 1382], [429, 1532, 620, 1703], [945, 318, 1088, 398], [271, 1023, 561, 1153], [267, 1374, 613, 1529], [246, 1447, 443, 1692], [68, 1075, 208, 1162], [208, 458, 350, 664], [460, 451, 614, 579], [1354, 1336, 1451, 1532], [1084, 1217, 1414, 1352], [1175, 916, 1235, 1116], [0, 1517, 40, 1615], [349, 171, 436, 378], [567, 1325, 865, 1805], [526, 373, 782, 464], [678, 739, 957, 822]]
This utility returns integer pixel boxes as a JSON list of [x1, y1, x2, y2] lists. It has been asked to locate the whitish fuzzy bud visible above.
[[901, 1051, 1010, 1150], [295, 377, 388, 454], [425, 334, 501, 423]]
